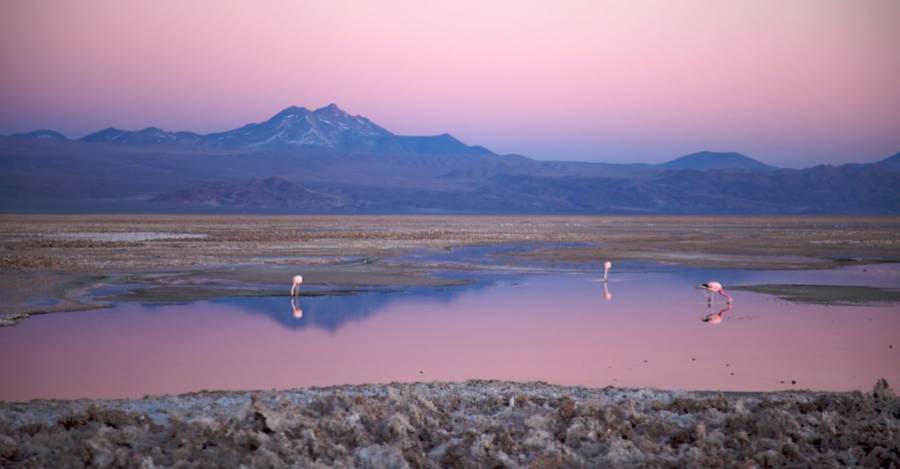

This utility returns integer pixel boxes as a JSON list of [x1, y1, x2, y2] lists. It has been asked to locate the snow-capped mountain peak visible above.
[[205, 104, 392, 149], [70, 104, 492, 156]]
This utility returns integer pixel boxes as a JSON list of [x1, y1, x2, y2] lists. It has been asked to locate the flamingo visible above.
[[702, 304, 732, 325], [603, 260, 612, 282], [697, 281, 733, 304], [290, 275, 304, 297], [603, 281, 612, 300], [290, 297, 303, 319]]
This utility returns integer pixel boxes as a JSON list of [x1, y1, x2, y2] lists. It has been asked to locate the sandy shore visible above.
[[2, 214, 899, 325], [1, 380, 898, 467]]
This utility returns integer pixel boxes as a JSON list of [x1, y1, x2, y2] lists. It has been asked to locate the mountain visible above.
[[1, 105, 898, 214], [151, 177, 343, 210], [150, 165, 900, 214], [78, 104, 493, 156], [81, 127, 203, 146], [659, 151, 775, 171], [9, 129, 69, 141], [874, 152, 900, 171], [203, 104, 391, 150]]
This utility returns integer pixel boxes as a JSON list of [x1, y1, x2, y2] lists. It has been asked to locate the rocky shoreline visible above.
[[2, 380, 898, 467]]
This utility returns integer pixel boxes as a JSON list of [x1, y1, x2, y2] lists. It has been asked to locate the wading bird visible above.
[[291, 275, 304, 297], [603, 260, 612, 282], [697, 281, 733, 304]]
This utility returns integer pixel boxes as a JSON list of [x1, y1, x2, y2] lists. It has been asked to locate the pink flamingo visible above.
[[290, 275, 304, 297], [603, 260, 612, 282], [697, 281, 733, 304]]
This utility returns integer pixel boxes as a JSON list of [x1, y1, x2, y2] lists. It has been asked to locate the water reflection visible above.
[[702, 304, 732, 325], [290, 297, 303, 319], [603, 282, 613, 300], [222, 294, 394, 332], [2, 264, 899, 400], [219, 279, 501, 332]]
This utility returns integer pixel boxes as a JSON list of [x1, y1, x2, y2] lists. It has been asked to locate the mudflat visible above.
[[2, 214, 899, 325], [733, 284, 900, 305]]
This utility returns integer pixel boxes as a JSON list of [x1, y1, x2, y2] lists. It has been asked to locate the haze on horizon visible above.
[[1, 0, 898, 168]]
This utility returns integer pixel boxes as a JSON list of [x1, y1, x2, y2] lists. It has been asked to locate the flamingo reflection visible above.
[[702, 304, 732, 325], [290, 297, 304, 319], [603, 281, 613, 300]]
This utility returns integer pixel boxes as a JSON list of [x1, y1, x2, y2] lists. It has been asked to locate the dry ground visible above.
[[2, 215, 898, 273], [1, 379, 898, 467]]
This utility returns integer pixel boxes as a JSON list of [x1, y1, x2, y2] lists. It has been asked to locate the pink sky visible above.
[[1, 0, 898, 166]]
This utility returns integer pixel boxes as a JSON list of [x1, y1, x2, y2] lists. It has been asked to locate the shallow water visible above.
[[1, 264, 898, 401]]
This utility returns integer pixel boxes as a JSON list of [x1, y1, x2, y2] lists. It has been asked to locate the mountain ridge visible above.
[[75, 104, 493, 157], [2, 105, 899, 214], [10, 129, 70, 141], [875, 151, 900, 169], [9, 105, 896, 169]]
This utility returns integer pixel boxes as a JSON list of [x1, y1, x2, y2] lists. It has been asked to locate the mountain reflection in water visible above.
[[0, 264, 898, 400]]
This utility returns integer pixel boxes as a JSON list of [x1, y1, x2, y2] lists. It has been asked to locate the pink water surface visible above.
[[1, 270, 898, 401]]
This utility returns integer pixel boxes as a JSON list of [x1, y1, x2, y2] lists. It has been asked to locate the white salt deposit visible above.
[[50, 232, 207, 242]]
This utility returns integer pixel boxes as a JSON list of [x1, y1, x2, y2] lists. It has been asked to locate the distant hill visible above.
[[9, 129, 69, 141], [659, 151, 775, 171], [150, 166, 900, 214], [81, 127, 204, 146], [151, 177, 343, 210], [875, 152, 900, 171], [1, 105, 898, 214]]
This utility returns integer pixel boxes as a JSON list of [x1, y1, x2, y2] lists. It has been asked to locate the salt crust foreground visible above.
[[1, 380, 898, 467]]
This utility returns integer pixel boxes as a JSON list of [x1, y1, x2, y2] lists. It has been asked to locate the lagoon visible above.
[[2, 263, 898, 401]]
